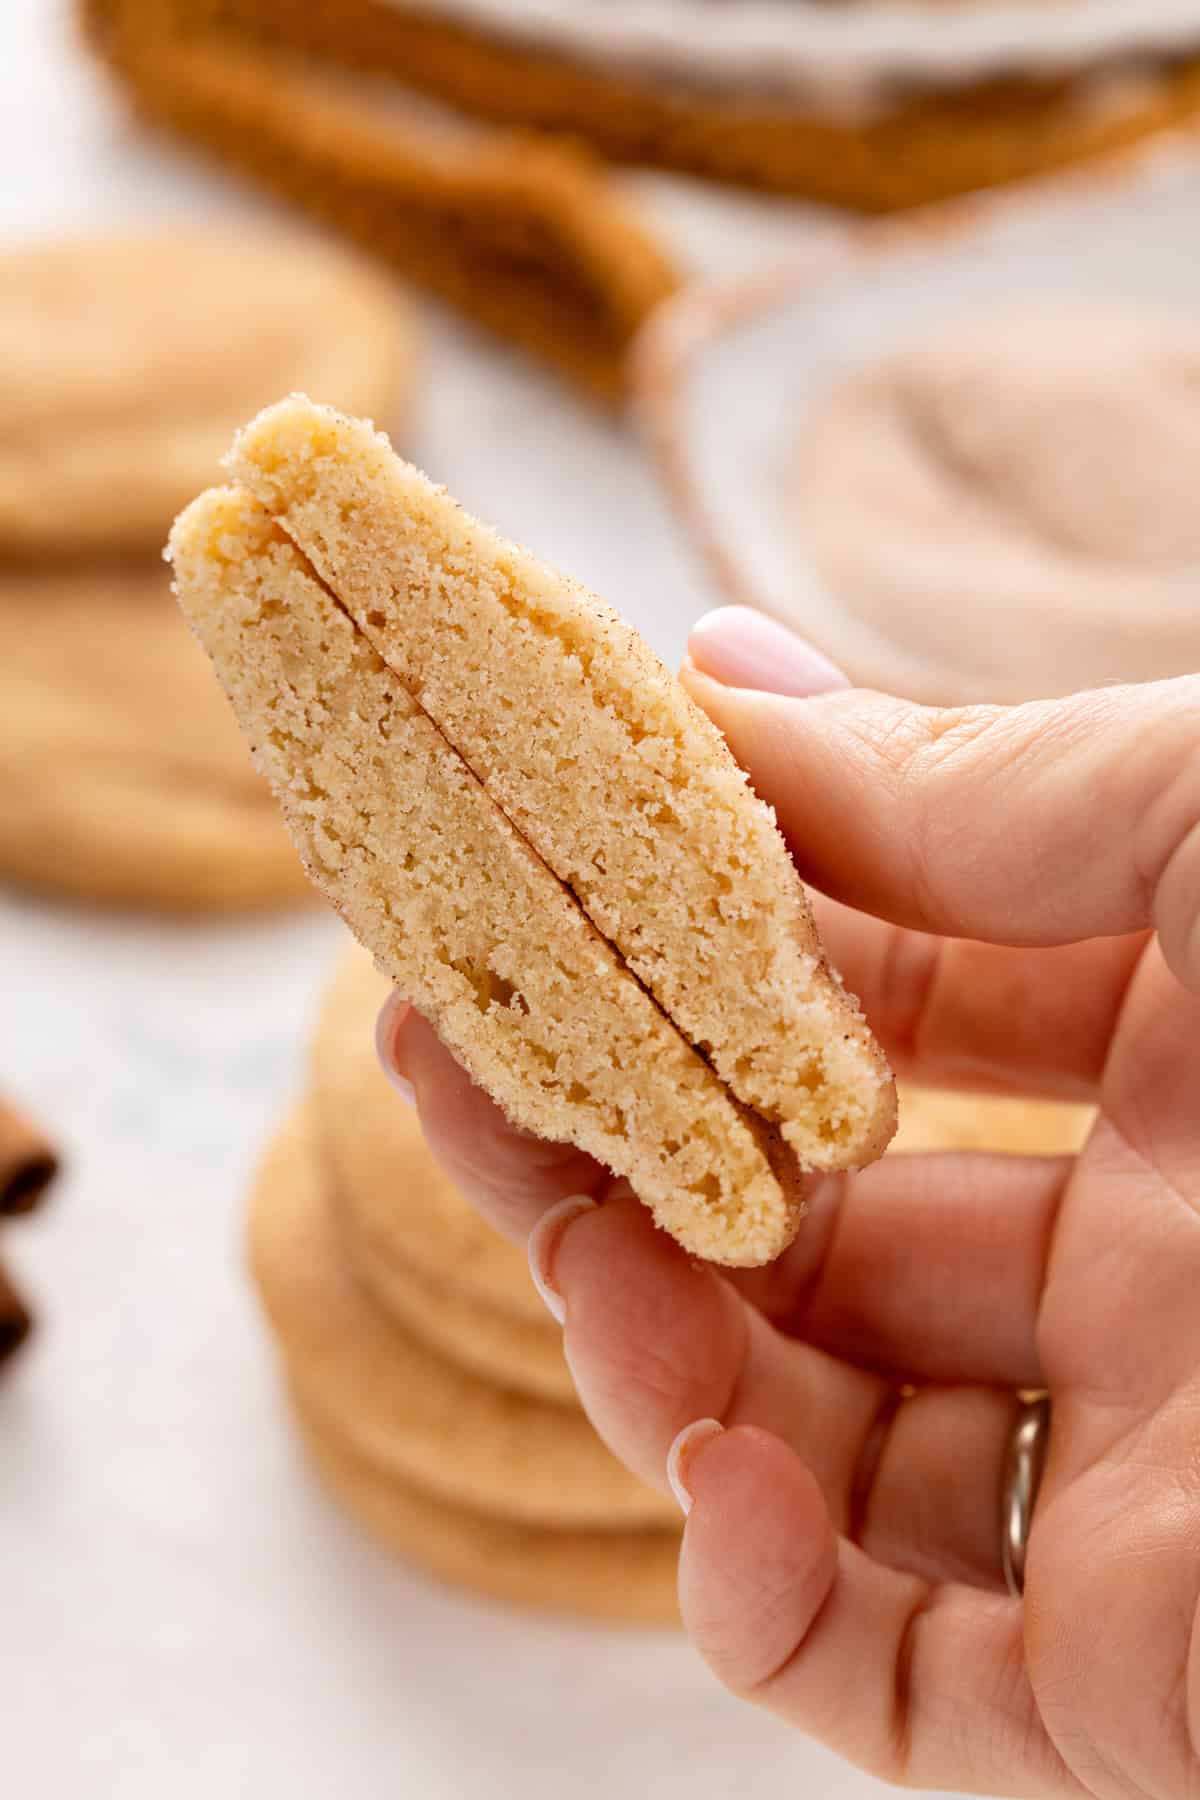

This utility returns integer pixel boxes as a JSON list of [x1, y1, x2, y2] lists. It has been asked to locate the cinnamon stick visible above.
[[0, 1094, 60, 1216], [0, 1254, 32, 1365]]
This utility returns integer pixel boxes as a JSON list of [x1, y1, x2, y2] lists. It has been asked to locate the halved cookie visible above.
[[230, 399, 895, 1173], [227, 397, 893, 1179], [175, 489, 799, 1264]]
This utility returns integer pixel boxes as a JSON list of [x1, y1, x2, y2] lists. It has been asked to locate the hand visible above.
[[379, 607, 1200, 1798]]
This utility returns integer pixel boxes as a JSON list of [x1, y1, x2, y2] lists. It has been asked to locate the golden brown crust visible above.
[[341, 1235, 578, 1407], [365, 28, 1200, 212]]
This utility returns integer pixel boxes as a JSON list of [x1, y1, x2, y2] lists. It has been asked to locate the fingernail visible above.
[[527, 1194, 597, 1325], [375, 991, 415, 1107], [666, 1418, 725, 1516], [688, 607, 849, 698]]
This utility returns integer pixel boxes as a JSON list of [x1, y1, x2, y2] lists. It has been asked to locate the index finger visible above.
[[810, 893, 1147, 1102], [682, 668, 1200, 990]]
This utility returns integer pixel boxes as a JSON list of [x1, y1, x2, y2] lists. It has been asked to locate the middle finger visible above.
[[811, 894, 1147, 1105], [542, 1190, 1023, 1590]]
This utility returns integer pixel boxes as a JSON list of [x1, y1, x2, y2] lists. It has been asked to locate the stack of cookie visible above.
[[0, 233, 413, 910], [251, 946, 682, 1623]]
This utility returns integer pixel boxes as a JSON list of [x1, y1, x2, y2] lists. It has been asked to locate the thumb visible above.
[[684, 623, 1200, 992]]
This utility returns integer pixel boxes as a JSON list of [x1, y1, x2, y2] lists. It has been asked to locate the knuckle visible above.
[[1136, 734, 1200, 889], [877, 703, 1007, 925], [846, 699, 1013, 909], [1139, 738, 1200, 987], [872, 921, 944, 1065]]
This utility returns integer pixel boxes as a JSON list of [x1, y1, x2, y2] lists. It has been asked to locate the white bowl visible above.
[[637, 137, 1200, 705]]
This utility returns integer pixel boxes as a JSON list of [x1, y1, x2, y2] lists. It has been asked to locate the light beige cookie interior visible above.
[[228, 396, 893, 1177], [295, 1399, 680, 1625], [173, 486, 803, 1266], [250, 1105, 675, 1529], [1, 234, 413, 557], [0, 564, 306, 909]]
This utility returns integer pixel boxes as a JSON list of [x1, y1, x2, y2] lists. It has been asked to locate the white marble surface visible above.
[[0, 5, 955, 1795]]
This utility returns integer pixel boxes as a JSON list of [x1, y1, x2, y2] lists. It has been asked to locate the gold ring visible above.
[[1001, 1394, 1051, 1598]]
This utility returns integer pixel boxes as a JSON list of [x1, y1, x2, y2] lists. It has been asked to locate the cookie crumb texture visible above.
[[172, 409, 895, 1265]]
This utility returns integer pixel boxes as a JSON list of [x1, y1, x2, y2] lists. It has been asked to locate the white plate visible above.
[[637, 137, 1200, 704]]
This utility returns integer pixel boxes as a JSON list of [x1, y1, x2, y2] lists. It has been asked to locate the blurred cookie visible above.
[[341, 1210, 577, 1409], [0, 232, 412, 557], [250, 1107, 676, 1531], [84, 7, 676, 402], [89, 0, 1200, 212], [894, 1086, 1093, 1157], [0, 564, 306, 908], [342, 1249, 578, 1409], [295, 1399, 680, 1624]]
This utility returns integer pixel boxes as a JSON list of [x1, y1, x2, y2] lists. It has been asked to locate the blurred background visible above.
[[3, 1, 1199, 1793]]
